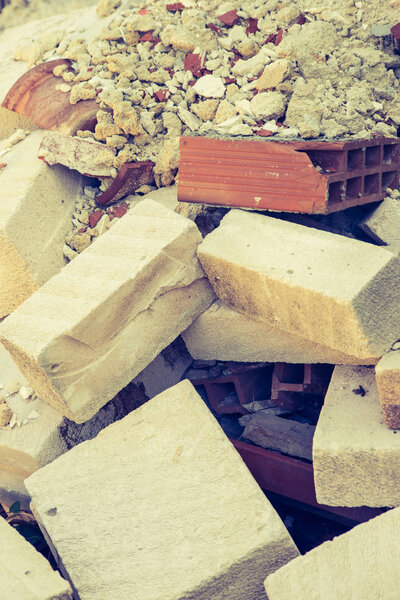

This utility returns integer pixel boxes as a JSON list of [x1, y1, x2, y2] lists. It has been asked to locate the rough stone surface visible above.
[[376, 350, 400, 429], [0, 130, 81, 318], [0, 200, 214, 423], [359, 197, 400, 250], [0, 107, 37, 140], [0, 516, 72, 599], [182, 300, 376, 365], [198, 210, 400, 361], [313, 365, 400, 508], [26, 380, 299, 600], [265, 506, 400, 600]]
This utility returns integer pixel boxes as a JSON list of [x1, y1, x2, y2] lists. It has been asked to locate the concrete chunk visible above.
[[26, 380, 299, 600], [313, 365, 400, 507], [0, 516, 72, 599], [182, 300, 377, 365], [198, 210, 400, 360], [359, 197, 400, 249], [0, 130, 81, 317], [264, 507, 400, 600], [375, 349, 400, 429], [0, 200, 215, 423]]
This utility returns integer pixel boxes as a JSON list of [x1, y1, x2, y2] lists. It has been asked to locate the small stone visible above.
[[193, 75, 225, 99], [214, 99, 237, 124], [6, 381, 20, 395], [94, 214, 110, 236], [72, 233, 92, 253], [250, 91, 286, 120], [237, 39, 259, 59], [178, 107, 201, 131], [191, 100, 219, 121], [0, 403, 13, 427], [113, 101, 143, 136], [63, 244, 78, 262], [55, 84, 72, 93], [97, 0, 121, 17], [19, 386, 34, 400], [254, 59, 289, 91]]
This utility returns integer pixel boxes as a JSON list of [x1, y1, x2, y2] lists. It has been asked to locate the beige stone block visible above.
[[198, 210, 400, 360], [0, 516, 72, 599], [359, 197, 400, 250], [0, 130, 81, 317], [26, 380, 299, 600], [264, 506, 400, 600], [182, 300, 376, 365], [313, 365, 400, 507], [375, 349, 400, 428], [0, 337, 191, 510], [0, 107, 37, 141], [0, 200, 215, 423]]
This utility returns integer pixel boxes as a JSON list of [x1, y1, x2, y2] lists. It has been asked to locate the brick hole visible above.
[[302, 150, 343, 172], [345, 176, 362, 199], [276, 363, 305, 384], [365, 145, 380, 167], [347, 149, 363, 170], [383, 144, 397, 165], [364, 173, 380, 194], [382, 170, 398, 191], [327, 181, 344, 204]]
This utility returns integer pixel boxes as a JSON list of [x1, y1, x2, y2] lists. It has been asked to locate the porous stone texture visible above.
[[0, 107, 37, 140], [182, 300, 376, 365], [0, 129, 81, 318], [26, 380, 299, 600], [313, 365, 400, 508], [0, 336, 190, 509], [376, 350, 400, 429], [0, 200, 214, 423], [264, 506, 400, 600], [0, 516, 73, 599], [359, 197, 400, 250], [198, 210, 400, 361]]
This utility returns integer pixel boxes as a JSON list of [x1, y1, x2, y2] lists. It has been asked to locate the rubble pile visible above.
[[2, 1, 400, 599]]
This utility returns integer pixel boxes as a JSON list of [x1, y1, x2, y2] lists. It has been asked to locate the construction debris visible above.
[[0, 515, 73, 599], [26, 380, 299, 600], [359, 193, 400, 249], [198, 209, 400, 360], [375, 348, 400, 429], [313, 365, 400, 508]]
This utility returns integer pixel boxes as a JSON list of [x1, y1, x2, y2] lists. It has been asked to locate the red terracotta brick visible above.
[[89, 210, 105, 228], [184, 53, 203, 77], [166, 2, 185, 11], [154, 89, 169, 102], [217, 10, 239, 27], [275, 29, 284, 45], [178, 136, 400, 214], [96, 161, 154, 206], [139, 32, 154, 42], [246, 17, 258, 35]]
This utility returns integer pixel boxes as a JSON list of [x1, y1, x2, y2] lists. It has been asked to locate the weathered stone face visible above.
[[26, 380, 298, 600]]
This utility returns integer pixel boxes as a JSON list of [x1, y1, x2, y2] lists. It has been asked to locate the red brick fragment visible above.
[[151, 37, 161, 49], [78, 226, 88, 233], [138, 8, 147, 14], [184, 53, 202, 77], [109, 203, 128, 219], [139, 32, 154, 42], [217, 10, 239, 27], [165, 67, 175, 78], [0, 163, 6, 169], [297, 13, 307, 25], [256, 129, 274, 137], [275, 29, 284, 45], [155, 89, 169, 102], [166, 2, 185, 10], [224, 77, 236, 85], [265, 33, 275, 44], [89, 210, 105, 229], [246, 17, 258, 35], [207, 23, 222, 35]]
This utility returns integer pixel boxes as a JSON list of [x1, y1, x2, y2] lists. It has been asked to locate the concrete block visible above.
[[0, 336, 191, 510], [313, 365, 400, 507], [198, 209, 400, 360], [264, 507, 400, 600], [375, 349, 400, 429], [0, 129, 81, 317], [26, 380, 299, 600], [359, 197, 400, 249], [0, 106, 37, 141], [0, 516, 72, 599], [0, 200, 215, 423], [182, 300, 377, 365]]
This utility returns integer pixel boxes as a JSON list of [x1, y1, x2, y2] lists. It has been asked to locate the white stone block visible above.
[[198, 209, 400, 360], [0, 200, 214, 423], [182, 300, 376, 365], [0, 516, 72, 599], [0, 130, 81, 317], [265, 507, 400, 600], [26, 380, 299, 600], [313, 365, 400, 507]]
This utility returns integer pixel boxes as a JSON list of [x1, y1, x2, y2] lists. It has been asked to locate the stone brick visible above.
[[0, 200, 215, 423], [182, 300, 376, 365], [0, 337, 191, 509], [0, 130, 81, 318], [26, 380, 299, 600], [313, 365, 400, 507], [375, 349, 400, 429], [265, 507, 400, 600], [198, 210, 400, 360], [0, 516, 72, 599]]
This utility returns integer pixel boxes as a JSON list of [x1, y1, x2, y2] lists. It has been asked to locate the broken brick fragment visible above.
[[155, 89, 169, 102], [151, 37, 161, 49], [78, 226, 88, 233], [138, 8, 147, 14], [109, 203, 128, 219], [265, 33, 275, 44], [256, 129, 274, 137], [184, 53, 202, 77], [139, 32, 154, 42], [89, 210, 105, 228], [166, 2, 185, 11], [217, 10, 239, 27], [0, 163, 6, 169], [246, 18, 258, 36], [275, 29, 284, 45], [207, 23, 222, 35]]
